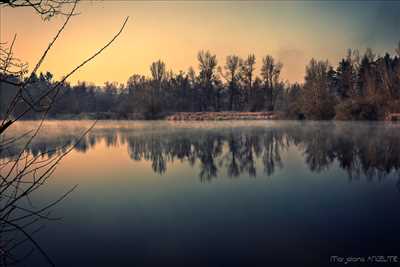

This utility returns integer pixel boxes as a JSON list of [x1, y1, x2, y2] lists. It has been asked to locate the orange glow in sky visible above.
[[1, 1, 398, 85]]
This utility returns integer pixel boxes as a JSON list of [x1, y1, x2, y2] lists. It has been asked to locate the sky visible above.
[[1, 1, 399, 85]]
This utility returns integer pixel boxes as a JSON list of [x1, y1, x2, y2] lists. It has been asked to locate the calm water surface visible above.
[[3, 120, 400, 266]]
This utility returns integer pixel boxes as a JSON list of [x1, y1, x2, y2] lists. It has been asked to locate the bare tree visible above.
[[197, 50, 218, 111], [0, 0, 78, 19], [241, 54, 256, 106], [0, 35, 29, 84], [261, 55, 283, 111], [302, 59, 336, 120], [220, 55, 242, 110], [150, 60, 166, 92], [0, 0, 128, 265], [147, 60, 166, 117]]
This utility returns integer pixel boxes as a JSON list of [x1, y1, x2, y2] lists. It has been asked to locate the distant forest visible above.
[[1, 43, 400, 120]]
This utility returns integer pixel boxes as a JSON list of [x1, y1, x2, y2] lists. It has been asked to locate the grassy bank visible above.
[[4, 111, 284, 121], [166, 112, 279, 121]]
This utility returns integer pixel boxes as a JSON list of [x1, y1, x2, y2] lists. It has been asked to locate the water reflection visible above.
[[2, 121, 400, 184]]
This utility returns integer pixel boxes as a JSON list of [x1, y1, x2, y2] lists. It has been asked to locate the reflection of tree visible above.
[[295, 123, 400, 182], [104, 131, 118, 147], [302, 128, 335, 172], [261, 130, 285, 176], [239, 134, 257, 177], [193, 134, 222, 182], [333, 136, 360, 179], [112, 128, 284, 181], [225, 133, 240, 178], [355, 127, 400, 181], [223, 132, 262, 178], [3, 122, 400, 186], [149, 137, 167, 175]]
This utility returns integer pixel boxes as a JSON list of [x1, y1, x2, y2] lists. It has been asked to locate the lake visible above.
[[2, 120, 400, 266]]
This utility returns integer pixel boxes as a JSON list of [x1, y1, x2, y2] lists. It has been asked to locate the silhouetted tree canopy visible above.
[[1, 43, 400, 121]]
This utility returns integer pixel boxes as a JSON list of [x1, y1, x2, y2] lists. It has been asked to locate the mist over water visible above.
[[3, 120, 400, 266]]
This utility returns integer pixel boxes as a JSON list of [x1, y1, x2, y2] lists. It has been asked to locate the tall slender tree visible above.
[[197, 50, 218, 111], [241, 54, 256, 109], [261, 55, 283, 111], [221, 55, 242, 110]]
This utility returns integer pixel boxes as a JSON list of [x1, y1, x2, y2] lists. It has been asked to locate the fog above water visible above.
[[3, 120, 400, 184]]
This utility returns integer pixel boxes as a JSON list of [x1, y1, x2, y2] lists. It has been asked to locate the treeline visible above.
[[1, 43, 399, 120]]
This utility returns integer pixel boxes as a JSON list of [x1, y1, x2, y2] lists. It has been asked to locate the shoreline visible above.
[[165, 112, 278, 121], [3, 111, 398, 121], [3, 111, 280, 121]]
